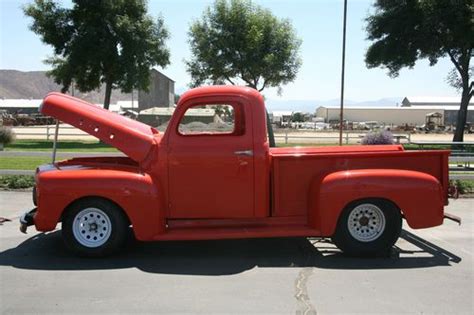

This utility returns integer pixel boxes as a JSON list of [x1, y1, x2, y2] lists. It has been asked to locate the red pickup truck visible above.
[[20, 86, 453, 257]]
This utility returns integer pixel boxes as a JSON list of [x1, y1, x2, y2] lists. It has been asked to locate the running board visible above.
[[153, 225, 320, 241]]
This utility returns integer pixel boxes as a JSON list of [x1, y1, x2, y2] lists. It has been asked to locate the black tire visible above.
[[332, 199, 402, 256], [62, 198, 129, 257]]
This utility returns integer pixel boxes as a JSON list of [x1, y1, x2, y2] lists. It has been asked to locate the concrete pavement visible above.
[[0, 191, 473, 314]]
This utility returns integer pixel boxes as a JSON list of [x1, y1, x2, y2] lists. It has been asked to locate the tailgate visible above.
[[436, 150, 450, 205], [41, 92, 157, 163], [388, 150, 450, 204]]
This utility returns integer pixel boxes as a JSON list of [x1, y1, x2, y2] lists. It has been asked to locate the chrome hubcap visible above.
[[72, 208, 112, 248], [347, 203, 386, 242]]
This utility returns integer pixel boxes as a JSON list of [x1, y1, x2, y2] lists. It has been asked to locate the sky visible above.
[[0, 0, 460, 103]]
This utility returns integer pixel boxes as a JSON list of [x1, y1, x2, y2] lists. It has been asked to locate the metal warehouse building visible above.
[[0, 99, 129, 114], [0, 99, 42, 114], [402, 96, 474, 126], [316, 96, 474, 126]]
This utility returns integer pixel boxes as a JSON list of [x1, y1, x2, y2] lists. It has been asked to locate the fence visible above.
[[408, 142, 474, 180], [11, 125, 413, 144], [274, 130, 411, 145], [12, 125, 93, 140]]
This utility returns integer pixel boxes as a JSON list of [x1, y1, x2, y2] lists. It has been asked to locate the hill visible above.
[[0, 70, 132, 104]]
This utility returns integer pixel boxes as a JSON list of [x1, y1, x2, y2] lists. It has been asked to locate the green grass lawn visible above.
[[403, 143, 474, 152], [1, 140, 117, 170], [5, 140, 118, 152], [0, 156, 53, 170]]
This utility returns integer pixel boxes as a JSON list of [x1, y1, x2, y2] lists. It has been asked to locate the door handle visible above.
[[234, 150, 253, 156]]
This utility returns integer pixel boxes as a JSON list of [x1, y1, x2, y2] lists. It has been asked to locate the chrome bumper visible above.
[[19, 208, 37, 234]]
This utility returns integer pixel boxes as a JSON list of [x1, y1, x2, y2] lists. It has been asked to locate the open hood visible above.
[[41, 92, 157, 163]]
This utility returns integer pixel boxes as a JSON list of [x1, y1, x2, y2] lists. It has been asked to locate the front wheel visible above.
[[62, 198, 129, 257], [332, 199, 402, 256]]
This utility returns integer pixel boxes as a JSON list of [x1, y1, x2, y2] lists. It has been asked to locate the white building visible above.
[[0, 98, 132, 114], [0, 99, 42, 114], [316, 97, 474, 126], [270, 110, 293, 126]]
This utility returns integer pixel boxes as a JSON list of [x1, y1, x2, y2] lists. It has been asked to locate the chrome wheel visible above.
[[72, 208, 112, 248], [347, 203, 386, 242]]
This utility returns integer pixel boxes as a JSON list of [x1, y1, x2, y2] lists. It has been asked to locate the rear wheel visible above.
[[332, 199, 402, 256], [62, 198, 129, 257]]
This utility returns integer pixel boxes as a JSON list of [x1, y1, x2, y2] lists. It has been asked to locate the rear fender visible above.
[[308, 169, 444, 236], [34, 170, 164, 241]]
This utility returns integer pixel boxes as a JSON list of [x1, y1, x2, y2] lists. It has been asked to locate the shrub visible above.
[[361, 130, 394, 145], [0, 127, 15, 145], [0, 175, 35, 189], [455, 179, 474, 194]]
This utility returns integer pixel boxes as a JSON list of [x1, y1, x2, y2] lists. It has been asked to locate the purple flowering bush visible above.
[[361, 130, 394, 145]]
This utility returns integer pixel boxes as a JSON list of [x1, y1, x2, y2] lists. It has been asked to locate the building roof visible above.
[[317, 105, 472, 111], [150, 68, 175, 82], [139, 107, 215, 117], [140, 107, 175, 115], [0, 99, 42, 108], [271, 110, 293, 116], [0, 97, 137, 115], [116, 100, 139, 108], [89, 103, 121, 113], [422, 106, 473, 111], [402, 96, 473, 106]]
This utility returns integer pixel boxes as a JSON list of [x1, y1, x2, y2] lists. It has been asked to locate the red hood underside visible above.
[[41, 92, 157, 163]]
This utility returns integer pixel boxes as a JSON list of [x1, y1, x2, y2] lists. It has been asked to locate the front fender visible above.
[[309, 169, 444, 236], [34, 168, 164, 241]]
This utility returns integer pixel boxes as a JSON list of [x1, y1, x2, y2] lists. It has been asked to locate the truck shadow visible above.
[[0, 229, 461, 275]]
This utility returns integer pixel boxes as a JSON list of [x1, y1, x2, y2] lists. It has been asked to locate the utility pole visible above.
[[339, 0, 348, 146]]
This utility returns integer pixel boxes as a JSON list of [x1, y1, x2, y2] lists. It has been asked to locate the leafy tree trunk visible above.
[[453, 87, 470, 142], [103, 79, 112, 111], [452, 53, 472, 142]]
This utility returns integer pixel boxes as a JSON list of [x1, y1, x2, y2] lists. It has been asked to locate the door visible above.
[[167, 102, 255, 218]]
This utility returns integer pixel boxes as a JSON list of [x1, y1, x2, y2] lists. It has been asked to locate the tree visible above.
[[186, 0, 302, 146], [24, 0, 170, 110], [187, 0, 301, 92], [365, 0, 473, 141], [291, 112, 305, 123]]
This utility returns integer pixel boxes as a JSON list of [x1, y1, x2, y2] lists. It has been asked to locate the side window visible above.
[[178, 104, 244, 136]]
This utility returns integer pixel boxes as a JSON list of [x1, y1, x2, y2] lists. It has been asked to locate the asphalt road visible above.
[[0, 191, 473, 314]]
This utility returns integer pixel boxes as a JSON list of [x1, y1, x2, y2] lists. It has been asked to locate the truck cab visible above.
[[20, 86, 453, 257], [162, 87, 269, 219]]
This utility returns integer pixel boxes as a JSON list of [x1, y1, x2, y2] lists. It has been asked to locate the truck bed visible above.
[[270, 145, 450, 217]]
